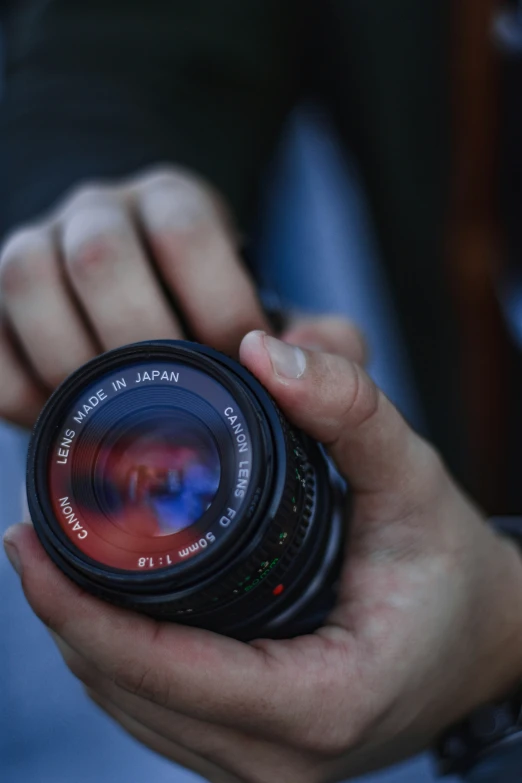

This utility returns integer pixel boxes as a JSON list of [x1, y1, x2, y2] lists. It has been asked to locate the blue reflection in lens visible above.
[[98, 412, 221, 536]]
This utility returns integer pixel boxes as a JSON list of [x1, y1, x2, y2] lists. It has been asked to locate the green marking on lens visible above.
[[243, 558, 280, 592]]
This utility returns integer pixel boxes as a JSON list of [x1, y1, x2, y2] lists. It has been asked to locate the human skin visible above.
[[1, 167, 362, 426], [3, 168, 522, 783], [4, 330, 522, 782]]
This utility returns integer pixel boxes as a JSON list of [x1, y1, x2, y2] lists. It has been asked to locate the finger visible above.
[[4, 523, 352, 750], [52, 633, 320, 783], [85, 682, 319, 783], [134, 170, 270, 354], [240, 331, 439, 499], [54, 635, 256, 782], [51, 632, 249, 780], [3, 526, 285, 729], [88, 691, 240, 783], [0, 316, 46, 427], [0, 227, 97, 387], [281, 315, 367, 365], [58, 188, 183, 349]]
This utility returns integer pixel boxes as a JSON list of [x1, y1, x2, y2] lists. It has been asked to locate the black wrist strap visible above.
[[437, 688, 522, 776], [436, 516, 522, 777]]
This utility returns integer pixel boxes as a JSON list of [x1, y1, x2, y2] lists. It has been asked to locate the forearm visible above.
[[0, 0, 297, 237]]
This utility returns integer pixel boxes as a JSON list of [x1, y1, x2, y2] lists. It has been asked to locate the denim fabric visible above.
[[465, 742, 522, 783]]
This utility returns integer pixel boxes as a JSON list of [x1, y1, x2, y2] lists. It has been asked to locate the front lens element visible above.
[[29, 341, 344, 641], [94, 409, 221, 536], [47, 360, 255, 572]]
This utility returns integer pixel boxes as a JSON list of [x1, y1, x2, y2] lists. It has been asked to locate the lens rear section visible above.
[[28, 341, 344, 640]]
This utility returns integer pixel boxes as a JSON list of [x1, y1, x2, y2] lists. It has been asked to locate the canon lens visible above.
[[27, 341, 345, 640]]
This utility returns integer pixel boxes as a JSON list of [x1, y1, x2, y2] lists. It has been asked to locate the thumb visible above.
[[240, 331, 438, 499]]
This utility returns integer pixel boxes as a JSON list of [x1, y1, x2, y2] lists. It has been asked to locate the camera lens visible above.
[[27, 341, 345, 640]]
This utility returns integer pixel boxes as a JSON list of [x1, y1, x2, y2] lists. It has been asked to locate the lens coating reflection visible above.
[[47, 358, 252, 571], [96, 410, 221, 539]]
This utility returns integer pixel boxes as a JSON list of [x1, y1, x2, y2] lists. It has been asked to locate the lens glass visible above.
[[95, 409, 221, 537], [46, 360, 256, 572]]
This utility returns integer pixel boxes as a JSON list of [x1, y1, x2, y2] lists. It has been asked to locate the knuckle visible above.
[[61, 192, 130, 281], [0, 359, 43, 427], [57, 182, 109, 218], [0, 228, 50, 294], [138, 167, 218, 233], [340, 362, 380, 431], [65, 233, 117, 279], [140, 165, 206, 196]]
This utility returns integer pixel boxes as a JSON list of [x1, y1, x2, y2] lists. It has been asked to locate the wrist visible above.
[[470, 533, 522, 707], [433, 526, 522, 739], [435, 522, 522, 777]]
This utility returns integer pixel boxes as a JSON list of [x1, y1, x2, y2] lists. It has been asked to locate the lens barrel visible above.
[[27, 341, 345, 640]]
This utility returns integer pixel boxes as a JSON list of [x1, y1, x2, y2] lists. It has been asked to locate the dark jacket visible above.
[[0, 0, 468, 480]]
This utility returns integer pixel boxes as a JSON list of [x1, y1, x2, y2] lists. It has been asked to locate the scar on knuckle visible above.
[[65, 233, 118, 279]]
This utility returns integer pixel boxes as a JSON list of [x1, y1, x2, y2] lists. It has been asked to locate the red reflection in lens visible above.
[[49, 431, 221, 571]]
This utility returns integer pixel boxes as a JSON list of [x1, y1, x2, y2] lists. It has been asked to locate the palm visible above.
[[10, 329, 521, 783]]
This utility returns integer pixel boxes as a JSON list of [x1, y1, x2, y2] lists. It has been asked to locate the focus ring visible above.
[[146, 418, 316, 619]]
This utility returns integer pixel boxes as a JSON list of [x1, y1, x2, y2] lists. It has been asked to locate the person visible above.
[[0, 0, 467, 481], [1, 2, 521, 782], [4, 320, 522, 782]]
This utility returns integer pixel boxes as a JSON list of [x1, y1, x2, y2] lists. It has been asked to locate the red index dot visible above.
[[272, 584, 284, 596]]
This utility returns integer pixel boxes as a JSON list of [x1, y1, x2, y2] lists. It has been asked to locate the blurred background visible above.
[[2, 1, 522, 782]]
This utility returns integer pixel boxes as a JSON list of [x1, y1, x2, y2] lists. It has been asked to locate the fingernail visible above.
[[264, 335, 306, 379], [3, 538, 22, 577]]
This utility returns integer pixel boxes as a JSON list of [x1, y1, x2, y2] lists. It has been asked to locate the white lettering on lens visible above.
[[179, 532, 216, 558], [224, 407, 249, 454], [220, 507, 237, 527], [234, 460, 250, 497], [56, 429, 76, 464], [112, 378, 126, 391], [73, 389, 106, 424], [58, 496, 88, 539], [135, 370, 179, 383]]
